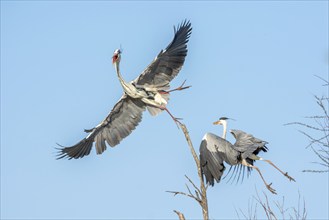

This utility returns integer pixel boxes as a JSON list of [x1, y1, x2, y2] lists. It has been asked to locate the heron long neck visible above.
[[114, 60, 129, 89], [222, 120, 227, 139]]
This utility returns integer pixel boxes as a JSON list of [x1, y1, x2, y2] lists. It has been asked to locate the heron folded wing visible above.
[[57, 95, 146, 160], [200, 139, 226, 186], [134, 20, 192, 88]]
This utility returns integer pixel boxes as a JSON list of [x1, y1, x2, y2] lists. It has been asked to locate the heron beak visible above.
[[112, 54, 118, 64], [213, 120, 221, 125]]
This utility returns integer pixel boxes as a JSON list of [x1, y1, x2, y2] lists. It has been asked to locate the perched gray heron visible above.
[[57, 20, 192, 160], [199, 117, 295, 194]]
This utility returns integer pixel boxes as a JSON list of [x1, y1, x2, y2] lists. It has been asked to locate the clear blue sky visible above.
[[1, 1, 328, 219]]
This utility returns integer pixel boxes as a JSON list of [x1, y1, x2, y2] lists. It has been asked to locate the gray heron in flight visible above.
[[199, 117, 295, 194], [57, 20, 192, 160]]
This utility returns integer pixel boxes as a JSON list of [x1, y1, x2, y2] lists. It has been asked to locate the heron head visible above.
[[213, 117, 229, 125], [112, 49, 121, 64]]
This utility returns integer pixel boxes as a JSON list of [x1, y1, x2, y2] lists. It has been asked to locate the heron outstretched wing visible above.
[[222, 130, 268, 183], [134, 20, 192, 88], [231, 129, 268, 159], [57, 95, 146, 159]]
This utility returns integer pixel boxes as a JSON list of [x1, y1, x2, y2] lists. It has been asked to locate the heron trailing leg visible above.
[[148, 103, 182, 127], [163, 107, 183, 127], [261, 158, 296, 182], [241, 159, 277, 194], [161, 80, 191, 94], [250, 155, 296, 182]]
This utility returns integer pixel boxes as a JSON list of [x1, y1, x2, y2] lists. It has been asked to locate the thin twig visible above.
[[185, 175, 202, 196], [166, 190, 201, 203]]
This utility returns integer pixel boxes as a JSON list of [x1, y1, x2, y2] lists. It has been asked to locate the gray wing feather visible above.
[[231, 129, 268, 159], [222, 129, 268, 183], [95, 134, 106, 154], [205, 133, 240, 165], [200, 139, 225, 186], [57, 95, 146, 159], [134, 20, 192, 88], [199, 133, 238, 186]]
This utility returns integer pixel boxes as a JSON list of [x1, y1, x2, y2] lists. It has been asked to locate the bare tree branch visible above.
[[168, 123, 209, 219], [286, 76, 329, 173], [185, 175, 202, 196], [239, 189, 307, 220], [179, 123, 209, 219], [253, 191, 277, 220], [174, 210, 186, 220], [166, 190, 201, 203]]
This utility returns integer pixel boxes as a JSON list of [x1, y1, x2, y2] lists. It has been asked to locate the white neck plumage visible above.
[[114, 61, 125, 84], [221, 120, 227, 139], [114, 60, 132, 93]]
